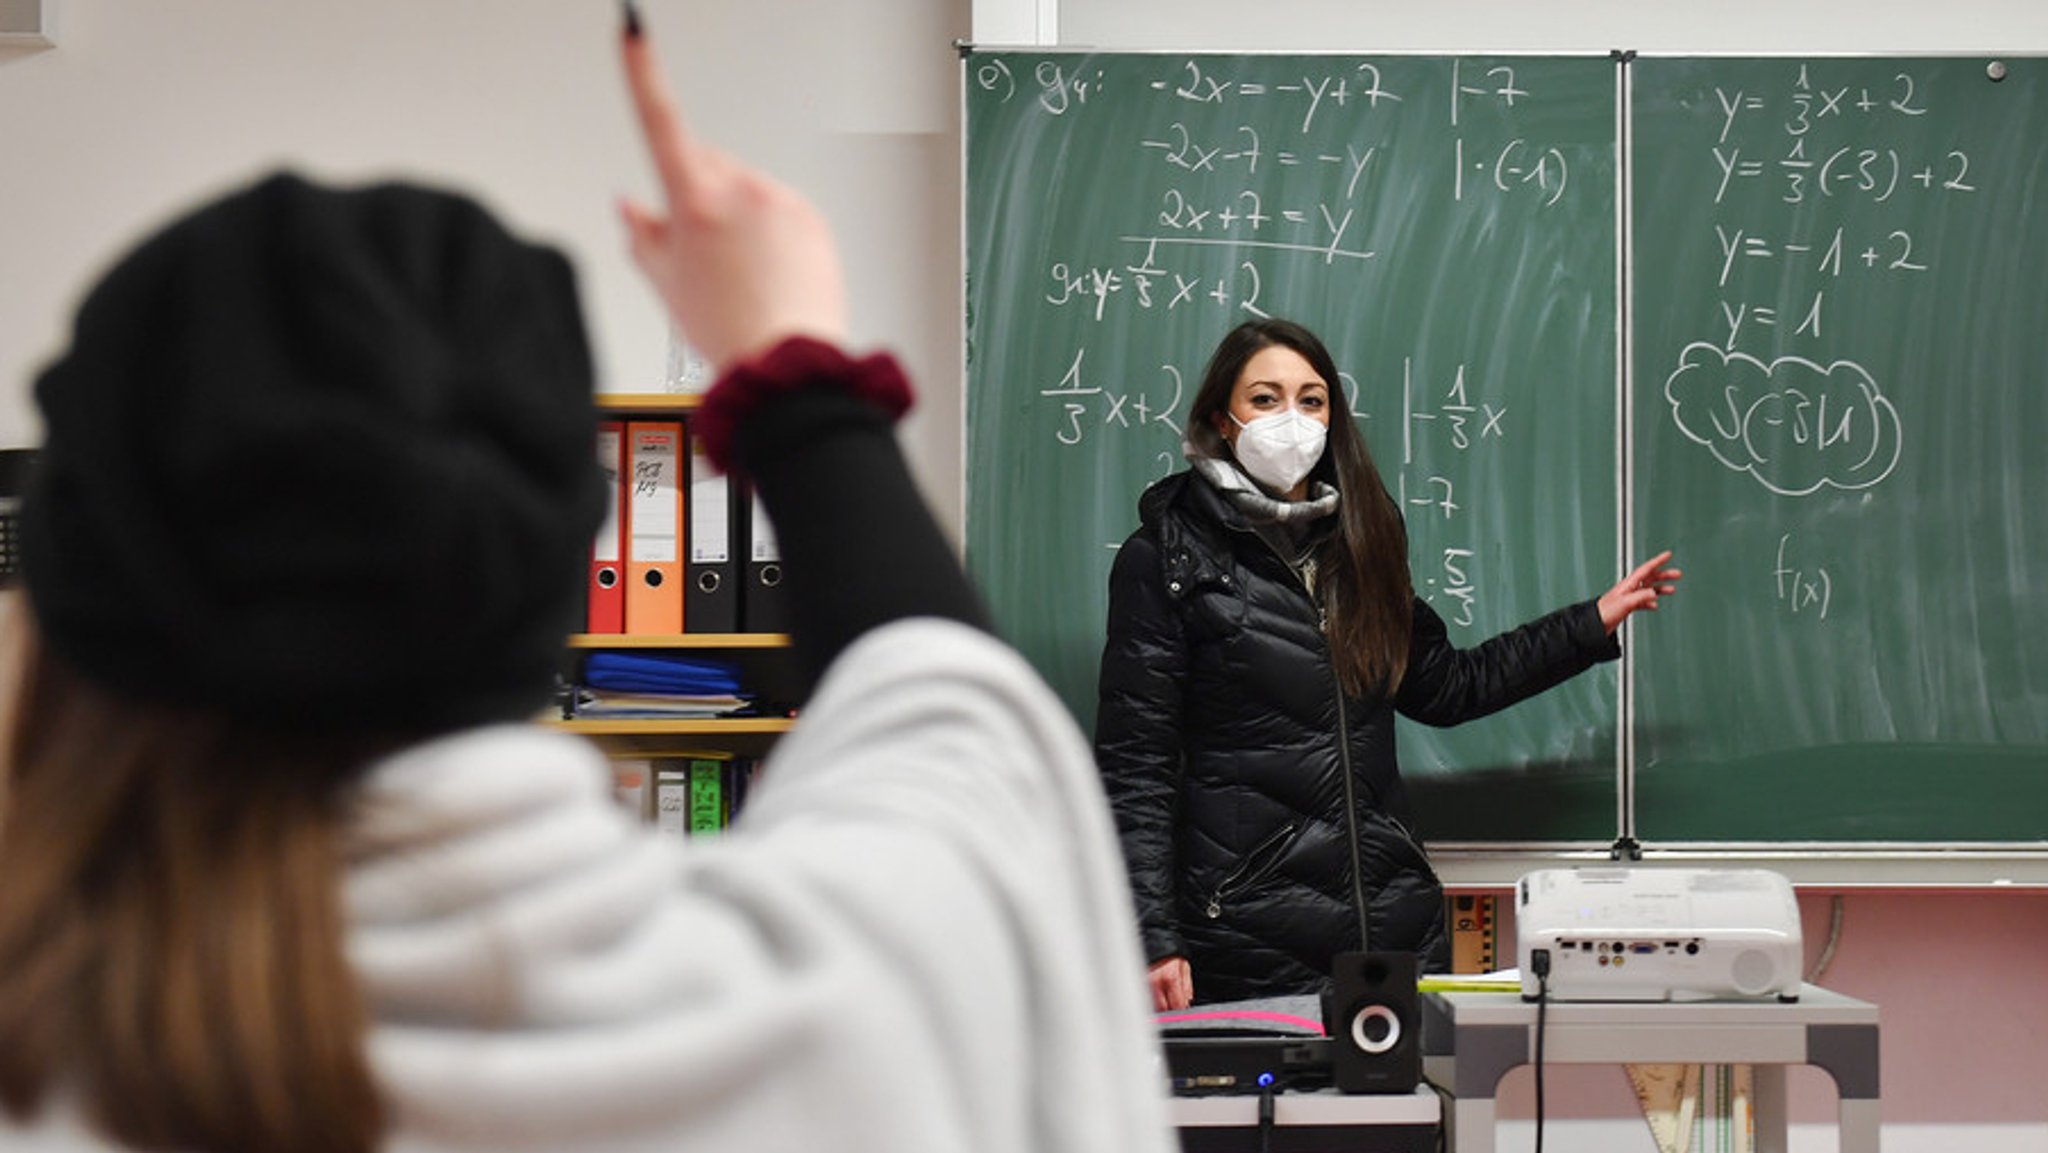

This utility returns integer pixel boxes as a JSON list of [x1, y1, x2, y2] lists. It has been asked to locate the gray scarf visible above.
[[1187, 451, 1340, 524], [1188, 450, 1339, 586]]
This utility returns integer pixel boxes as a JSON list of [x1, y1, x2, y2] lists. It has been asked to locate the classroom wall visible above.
[[0, 0, 970, 532], [1057, 0, 2047, 54], [5, 2, 2047, 1151]]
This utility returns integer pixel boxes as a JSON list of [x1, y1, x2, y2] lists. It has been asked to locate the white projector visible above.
[[1515, 868, 1804, 1002]]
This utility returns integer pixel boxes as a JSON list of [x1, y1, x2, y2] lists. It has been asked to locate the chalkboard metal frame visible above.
[[1621, 53, 2048, 881]]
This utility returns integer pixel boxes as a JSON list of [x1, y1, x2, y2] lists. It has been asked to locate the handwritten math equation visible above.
[[1772, 533, 1832, 621], [1707, 69, 1974, 206], [1655, 63, 1989, 508], [971, 53, 1609, 628], [976, 55, 1531, 131], [994, 56, 1584, 337], [974, 55, 1576, 237], [1384, 360, 1511, 626], [1043, 345, 1510, 623]]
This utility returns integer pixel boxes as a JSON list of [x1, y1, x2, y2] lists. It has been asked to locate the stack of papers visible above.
[[1417, 968, 1522, 993], [572, 652, 754, 719], [569, 690, 754, 719]]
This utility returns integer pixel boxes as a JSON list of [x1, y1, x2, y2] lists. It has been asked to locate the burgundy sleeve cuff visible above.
[[693, 336, 915, 477]]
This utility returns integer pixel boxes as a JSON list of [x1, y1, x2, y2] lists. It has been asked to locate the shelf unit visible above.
[[547, 393, 795, 762]]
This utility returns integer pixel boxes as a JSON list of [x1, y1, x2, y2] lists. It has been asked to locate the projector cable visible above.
[[1532, 947, 1551, 1153]]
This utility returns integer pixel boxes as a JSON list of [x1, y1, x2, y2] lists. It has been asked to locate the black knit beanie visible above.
[[21, 171, 606, 733]]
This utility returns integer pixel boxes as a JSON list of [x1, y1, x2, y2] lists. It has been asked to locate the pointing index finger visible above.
[[620, 6, 699, 213]]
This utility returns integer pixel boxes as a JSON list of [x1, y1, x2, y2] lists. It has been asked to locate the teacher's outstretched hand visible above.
[[1597, 550, 1683, 634]]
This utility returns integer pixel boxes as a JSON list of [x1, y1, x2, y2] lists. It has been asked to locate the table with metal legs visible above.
[[1421, 985, 1880, 1153]]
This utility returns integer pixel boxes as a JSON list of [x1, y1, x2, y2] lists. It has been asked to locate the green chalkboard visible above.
[[1630, 56, 2048, 843], [964, 52, 1623, 845]]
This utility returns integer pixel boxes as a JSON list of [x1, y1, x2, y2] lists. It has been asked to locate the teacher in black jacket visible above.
[[1095, 318, 1681, 1010]]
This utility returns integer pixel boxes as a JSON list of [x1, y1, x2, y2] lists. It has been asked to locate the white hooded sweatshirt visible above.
[[3, 619, 1176, 1153]]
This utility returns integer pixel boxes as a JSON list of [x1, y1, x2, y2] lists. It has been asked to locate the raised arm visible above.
[[617, 13, 987, 688]]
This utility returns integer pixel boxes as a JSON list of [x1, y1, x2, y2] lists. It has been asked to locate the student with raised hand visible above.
[[1095, 317, 1681, 1011], [0, 11, 1174, 1153]]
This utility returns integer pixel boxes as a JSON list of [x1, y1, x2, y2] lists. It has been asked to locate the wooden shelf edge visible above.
[[569, 632, 791, 649], [595, 392, 702, 412], [547, 717, 796, 736]]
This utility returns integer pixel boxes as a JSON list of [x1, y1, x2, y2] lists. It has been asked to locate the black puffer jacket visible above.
[[1094, 470, 1618, 1002]]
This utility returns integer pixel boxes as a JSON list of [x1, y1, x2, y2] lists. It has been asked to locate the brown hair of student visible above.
[[1184, 318, 1415, 697], [0, 621, 393, 1153]]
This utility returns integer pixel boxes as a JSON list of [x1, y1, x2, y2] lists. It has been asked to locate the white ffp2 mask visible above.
[[1228, 409, 1327, 494]]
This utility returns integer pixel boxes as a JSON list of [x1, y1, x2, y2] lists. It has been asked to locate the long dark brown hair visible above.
[[1187, 318, 1414, 697], [0, 617, 392, 1153]]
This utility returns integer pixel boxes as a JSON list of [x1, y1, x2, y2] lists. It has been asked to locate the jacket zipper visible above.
[[1230, 523, 1371, 945], [1328, 643, 1372, 951], [1279, 531, 1371, 954], [1205, 820, 1300, 918]]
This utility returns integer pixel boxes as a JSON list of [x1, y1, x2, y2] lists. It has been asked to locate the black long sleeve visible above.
[[727, 375, 990, 694]]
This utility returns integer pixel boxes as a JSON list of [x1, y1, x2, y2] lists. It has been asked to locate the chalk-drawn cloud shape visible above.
[[1662, 343, 1902, 496]]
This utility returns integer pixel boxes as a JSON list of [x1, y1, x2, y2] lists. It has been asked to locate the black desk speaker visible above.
[[1322, 951, 1421, 1094]]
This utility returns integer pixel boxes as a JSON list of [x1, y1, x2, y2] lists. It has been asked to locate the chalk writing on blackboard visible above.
[[1035, 346, 1185, 448], [1382, 358, 1511, 627], [1771, 533, 1833, 621], [1655, 66, 1983, 497], [1626, 54, 2048, 847], [1662, 345, 1901, 497]]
